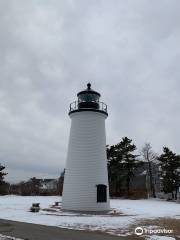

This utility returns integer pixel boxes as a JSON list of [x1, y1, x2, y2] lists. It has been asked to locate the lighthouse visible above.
[[62, 83, 110, 211]]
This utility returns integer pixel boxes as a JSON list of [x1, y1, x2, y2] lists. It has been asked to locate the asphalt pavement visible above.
[[0, 219, 121, 240]]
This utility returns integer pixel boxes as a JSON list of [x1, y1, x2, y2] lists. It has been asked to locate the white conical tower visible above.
[[62, 83, 110, 211]]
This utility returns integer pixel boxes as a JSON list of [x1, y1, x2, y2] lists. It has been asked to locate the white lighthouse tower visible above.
[[62, 83, 110, 211]]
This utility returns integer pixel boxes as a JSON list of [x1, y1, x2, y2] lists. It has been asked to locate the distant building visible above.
[[132, 162, 161, 198], [39, 179, 58, 192], [111, 162, 162, 199]]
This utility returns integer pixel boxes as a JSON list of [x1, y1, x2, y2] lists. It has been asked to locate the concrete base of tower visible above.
[[62, 183, 110, 211], [62, 201, 110, 212]]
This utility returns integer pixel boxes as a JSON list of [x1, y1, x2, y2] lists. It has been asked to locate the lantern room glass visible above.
[[78, 93, 100, 103]]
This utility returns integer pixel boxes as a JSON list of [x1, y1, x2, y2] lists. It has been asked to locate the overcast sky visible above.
[[0, 0, 180, 183]]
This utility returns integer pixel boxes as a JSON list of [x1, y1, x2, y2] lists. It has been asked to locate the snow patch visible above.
[[0, 195, 179, 236], [0, 234, 24, 240], [145, 235, 176, 240]]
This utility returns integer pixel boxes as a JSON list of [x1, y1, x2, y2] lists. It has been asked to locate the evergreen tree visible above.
[[0, 164, 7, 184], [107, 137, 141, 196], [29, 177, 41, 195], [107, 144, 123, 195], [119, 137, 140, 195], [0, 164, 8, 195], [158, 147, 180, 199], [57, 169, 65, 195]]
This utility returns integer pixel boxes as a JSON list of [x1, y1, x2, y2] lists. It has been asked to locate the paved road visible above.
[[0, 219, 121, 240]]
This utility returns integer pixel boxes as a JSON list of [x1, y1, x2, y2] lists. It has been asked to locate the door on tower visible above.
[[97, 184, 107, 202]]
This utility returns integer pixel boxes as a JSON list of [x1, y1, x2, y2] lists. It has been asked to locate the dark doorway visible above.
[[97, 184, 107, 202]]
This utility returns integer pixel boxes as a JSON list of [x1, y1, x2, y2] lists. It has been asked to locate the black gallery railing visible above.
[[69, 101, 108, 113]]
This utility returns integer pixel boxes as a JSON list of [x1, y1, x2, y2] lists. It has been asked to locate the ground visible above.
[[0, 196, 179, 239]]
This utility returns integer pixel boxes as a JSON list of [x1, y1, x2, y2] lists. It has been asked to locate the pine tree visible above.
[[0, 164, 8, 195], [107, 144, 124, 195], [0, 164, 7, 184], [107, 137, 141, 196], [158, 147, 180, 199], [29, 177, 41, 195], [119, 137, 140, 195]]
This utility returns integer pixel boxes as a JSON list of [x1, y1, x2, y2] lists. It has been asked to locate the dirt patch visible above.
[[126, 217, 180, 239], [141, 218, 180, 236]]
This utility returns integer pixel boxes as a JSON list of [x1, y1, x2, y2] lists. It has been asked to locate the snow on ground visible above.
[[111, 198, 180, 218], [146, 235, 176, 240], [0, 234, 23, 240], [0, 195, 179, 236]]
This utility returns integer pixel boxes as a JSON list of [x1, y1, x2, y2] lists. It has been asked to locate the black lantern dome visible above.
[[77, 83, 101, 97], [69, 83, 108, 116]]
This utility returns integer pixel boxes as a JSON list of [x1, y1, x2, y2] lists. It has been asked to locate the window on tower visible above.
[[97, 184, 107, 202]]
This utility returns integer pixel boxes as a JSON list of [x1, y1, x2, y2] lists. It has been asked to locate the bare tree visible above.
[[141, 143, 157, 198]]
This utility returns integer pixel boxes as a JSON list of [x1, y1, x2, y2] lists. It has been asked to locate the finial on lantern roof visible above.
[[77, 83, 101, 97], [87, 82, 91, 90]]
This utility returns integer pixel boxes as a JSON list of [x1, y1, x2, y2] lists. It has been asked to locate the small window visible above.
[[97, 184, 107, 202]]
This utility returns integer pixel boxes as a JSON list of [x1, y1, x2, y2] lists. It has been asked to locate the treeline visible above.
[[0, 166, 64, 196], [9, 176, 64, 196], [0, 137, 180, 199]]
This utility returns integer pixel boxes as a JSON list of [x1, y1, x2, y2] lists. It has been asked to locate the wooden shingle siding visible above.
[[62, 111, 110, 211]]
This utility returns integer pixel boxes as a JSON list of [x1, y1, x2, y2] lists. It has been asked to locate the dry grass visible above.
[[140, 218, 180, 236], [122, 217, 180, 239]]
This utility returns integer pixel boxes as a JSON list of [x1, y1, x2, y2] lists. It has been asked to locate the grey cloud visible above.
[[0, 0, 179, 182]]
